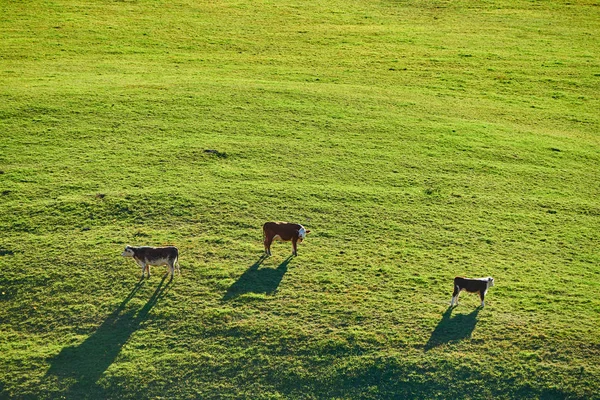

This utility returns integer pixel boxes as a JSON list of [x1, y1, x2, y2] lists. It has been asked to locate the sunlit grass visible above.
[[1, 0, 599, 398]]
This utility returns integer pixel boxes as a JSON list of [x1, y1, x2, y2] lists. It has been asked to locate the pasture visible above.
[[1, 0, 599, 398]]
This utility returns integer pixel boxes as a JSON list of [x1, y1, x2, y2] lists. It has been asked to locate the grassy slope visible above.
[[1, 0, 599, 398]]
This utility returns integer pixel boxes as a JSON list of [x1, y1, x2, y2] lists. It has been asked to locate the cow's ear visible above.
[[306, 230, 311, 234]]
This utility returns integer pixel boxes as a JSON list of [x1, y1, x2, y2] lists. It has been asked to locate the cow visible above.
[[121, 245, 180, 279], [450, 276, 494, 307], [263, 222, 310, 256]]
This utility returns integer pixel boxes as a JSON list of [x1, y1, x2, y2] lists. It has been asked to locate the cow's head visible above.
[[298, 226, 310, 242], [121, 246, 135, 258], [487, 277, 495, 289]]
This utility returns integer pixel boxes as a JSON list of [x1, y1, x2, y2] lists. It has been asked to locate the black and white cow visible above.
[[450, 276, 494, 307], [121, 245, 180, 279]]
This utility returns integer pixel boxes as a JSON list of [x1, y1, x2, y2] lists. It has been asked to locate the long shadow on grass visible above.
[[45, 276, 171, 397], [223, 254, 291, 300], [425, 306, 480, 351]]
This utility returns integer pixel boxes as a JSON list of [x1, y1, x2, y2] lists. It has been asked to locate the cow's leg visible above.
[[292, 237, 298, 256], [134, 259, 145, 278], [168, 261, 175, 278], [146, 263, 151, 278], [264, 234, 273, 256], [450, 286, 460, 306], [450, 294, 458, 307], [479, 291, 485, 307]]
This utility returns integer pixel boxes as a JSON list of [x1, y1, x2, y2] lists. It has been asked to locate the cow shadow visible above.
[[424, 306, 481, 351], [223, 254, 292, 300], [45, 276, 172, 397]]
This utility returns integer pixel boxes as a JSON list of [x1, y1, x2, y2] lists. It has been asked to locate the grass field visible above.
[[1, 0, 599, 398]]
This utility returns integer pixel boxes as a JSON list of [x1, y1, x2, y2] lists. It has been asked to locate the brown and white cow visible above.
[[121, 245, 180, 279], [263, 222, 310, 256], [450, 276, 494, 307]]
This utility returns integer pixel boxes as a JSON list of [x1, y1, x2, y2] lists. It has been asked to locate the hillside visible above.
[[1, 0, 599, 398]]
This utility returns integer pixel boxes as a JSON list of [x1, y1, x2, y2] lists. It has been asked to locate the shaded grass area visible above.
[[1, 0, 600, 398], [424, 307, 481, 351], [44, 277, 170, 397], [223, 255, 291, 300]]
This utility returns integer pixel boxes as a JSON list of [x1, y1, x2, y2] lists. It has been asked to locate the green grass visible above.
[[1, 0, 599, 398]]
